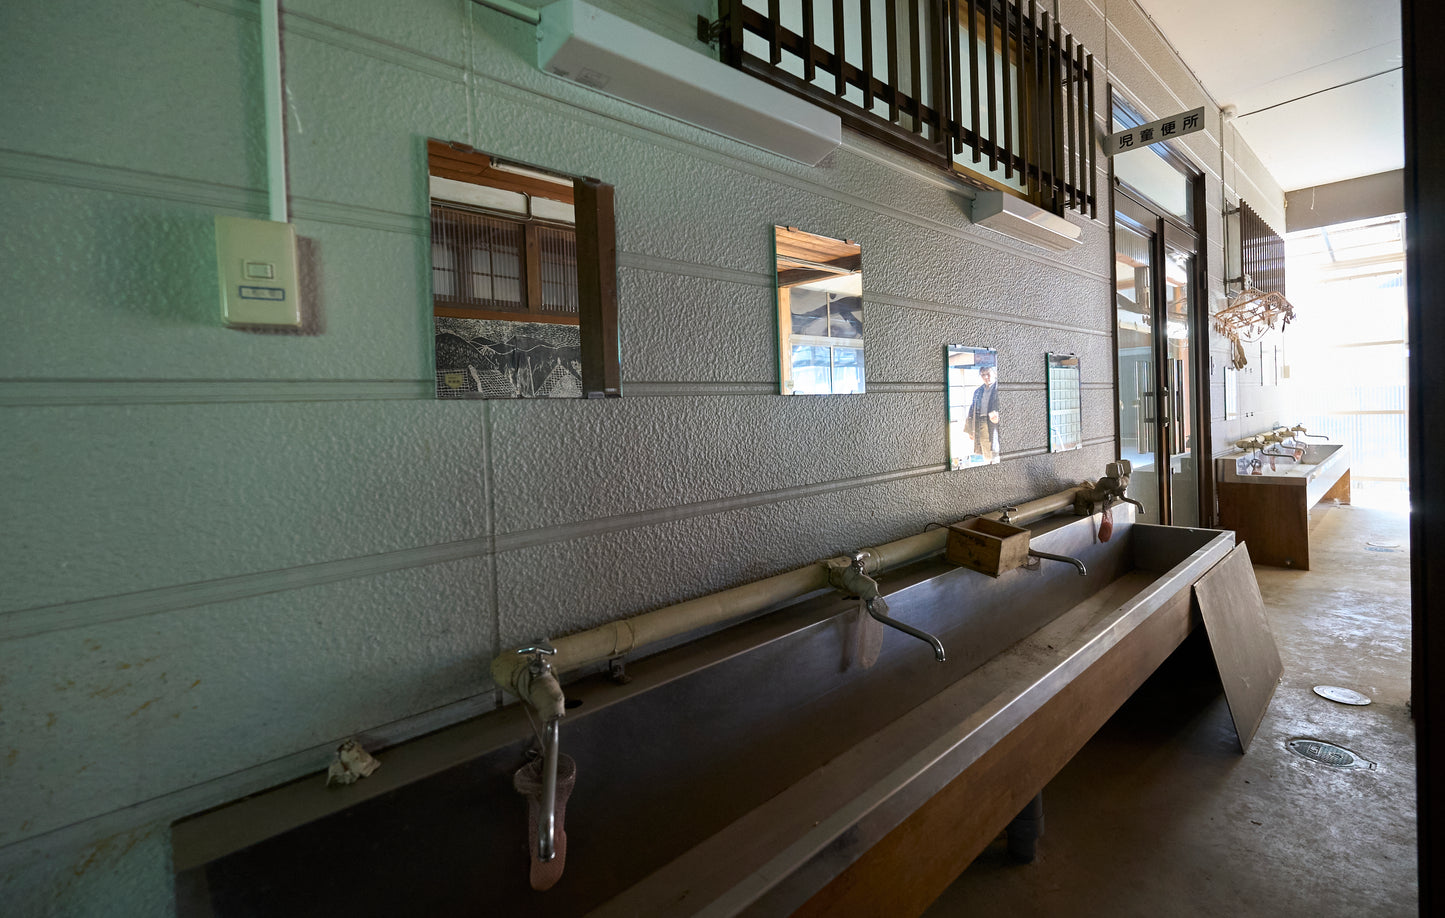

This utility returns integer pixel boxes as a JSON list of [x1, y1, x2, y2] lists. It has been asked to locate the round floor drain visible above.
[[1365, 546, 1399, 553], [1314, 685, 1372, 705], [1287, 738, 1375, 770]]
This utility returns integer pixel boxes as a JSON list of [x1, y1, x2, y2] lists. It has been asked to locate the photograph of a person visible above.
[[947, 346, 1003, 469]]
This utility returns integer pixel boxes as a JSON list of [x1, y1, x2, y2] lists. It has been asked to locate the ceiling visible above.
[[1130, 0, 1403, 192]]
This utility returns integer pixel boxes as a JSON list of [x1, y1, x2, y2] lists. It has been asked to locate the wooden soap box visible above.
[[945, 517, 1031, 577]]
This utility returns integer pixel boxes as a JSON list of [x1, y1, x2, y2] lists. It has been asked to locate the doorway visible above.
[[1110, 117, 1207, 526]]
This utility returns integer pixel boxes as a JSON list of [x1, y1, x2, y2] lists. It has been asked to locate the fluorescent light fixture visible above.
[[969, 190, 1083, 253], [537, 0, 841, 165]]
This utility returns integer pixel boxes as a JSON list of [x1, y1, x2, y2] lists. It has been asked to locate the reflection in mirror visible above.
[[427, 139, 620, 400], [947, 346, 1001, 469], [774, 226, 864, 395], [1046, 353, 1083, 452]]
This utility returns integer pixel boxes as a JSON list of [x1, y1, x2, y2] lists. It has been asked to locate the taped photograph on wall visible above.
[[948, 346, 1002, 469], [426, 139, 620, 399]]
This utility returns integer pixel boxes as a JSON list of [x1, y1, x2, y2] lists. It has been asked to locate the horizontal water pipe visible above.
[[979, 487, 1085, 527], [490, 485, 1089, 694]]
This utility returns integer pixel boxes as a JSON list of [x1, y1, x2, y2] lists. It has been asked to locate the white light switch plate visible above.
[[215, 215, 302, 328]]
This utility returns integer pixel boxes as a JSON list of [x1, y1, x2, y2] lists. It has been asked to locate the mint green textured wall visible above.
[[0, 0, 1281, 913]]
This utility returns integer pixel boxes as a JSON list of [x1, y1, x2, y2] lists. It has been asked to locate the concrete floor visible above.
[[925, 505, 1418, 917]]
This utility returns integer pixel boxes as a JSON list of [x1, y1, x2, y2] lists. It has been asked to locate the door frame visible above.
[[1107, 89, 1212, 526]]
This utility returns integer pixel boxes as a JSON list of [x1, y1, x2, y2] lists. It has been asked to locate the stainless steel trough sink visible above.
[[174, 512, 1232, 917]]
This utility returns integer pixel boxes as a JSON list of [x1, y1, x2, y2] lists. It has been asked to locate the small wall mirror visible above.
[[1046, 352, 1083, 452], [427, 139, 620, 399], [947, 346, 1001, 469], [774, 226, 864, 395]]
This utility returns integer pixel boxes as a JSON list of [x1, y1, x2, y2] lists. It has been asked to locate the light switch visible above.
[[215, 215, 302, 328]]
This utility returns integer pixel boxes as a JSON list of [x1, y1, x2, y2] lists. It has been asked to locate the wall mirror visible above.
[[774, 226, 864, 395], [947, 345, 1001, 469], [427, 139, 620, 399], [1046, 352, 1083, 452]]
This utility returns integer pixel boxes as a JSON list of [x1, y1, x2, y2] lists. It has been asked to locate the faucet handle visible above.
[[849, 550, 871, 571], [517, 640, 557, 676], [998, 506, 1018, 524]]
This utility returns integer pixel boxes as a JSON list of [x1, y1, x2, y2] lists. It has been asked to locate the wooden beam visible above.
[[794, 588, 1199, 918], [426, 139, 575, 205], [575, 178, 621, 398]]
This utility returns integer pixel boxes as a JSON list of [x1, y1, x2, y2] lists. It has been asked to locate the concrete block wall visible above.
[[0, 0, 1283, 913]]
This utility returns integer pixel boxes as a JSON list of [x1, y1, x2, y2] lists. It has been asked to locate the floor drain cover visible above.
[[1287, 738, 1376, 770], [1365, 546, 1399, 553], [1314, 685, 1372, 705]]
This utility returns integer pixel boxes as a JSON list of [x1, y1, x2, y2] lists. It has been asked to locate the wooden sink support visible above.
[[793, 562, 1200, 918], [1215, 445, 1351, 570]]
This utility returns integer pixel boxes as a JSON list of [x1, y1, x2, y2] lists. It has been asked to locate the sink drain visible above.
[[1287, 738, 1375, 770], [1314, 685, 1372, 705]]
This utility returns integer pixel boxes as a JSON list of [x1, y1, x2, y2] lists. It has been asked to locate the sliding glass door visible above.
[[1114, 191, 1204, 526]]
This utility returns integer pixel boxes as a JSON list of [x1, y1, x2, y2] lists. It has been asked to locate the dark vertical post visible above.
[[929, 0, 946, 145], [574, 179, 620, 399], [984, 0, 997, 169], [1001, 0, 1013, 178], [1052, 17, 1065, 212], [721, 0, 744, 67], [966, 0, 980, 162], [1075, 43, 1087, 211], [1403, 3, 1445, 913], [949, 0, 962, 154], [909, 0, 922, 131], [803, 0, 817, 82], [833, 0, 846, 96], [1023, 0, 1036, 198], [1040, 10, 1053, 210], [1086, 51, 1096, 219], [861, 0, 875, 108], [767, 0, 782, 64], [886, 0, 900, 121], [1065, 32, 1076, 208]]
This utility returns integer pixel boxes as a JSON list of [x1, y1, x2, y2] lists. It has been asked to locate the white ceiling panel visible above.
[[1131, 0, 1402, 191], [1234, 69, 1403, 189]]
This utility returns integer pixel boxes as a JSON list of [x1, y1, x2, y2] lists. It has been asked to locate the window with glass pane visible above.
[[1114, 224, 1160, 520], [833, 346, 865, 393], [430, 202, 576, 323], [1111, 116, 1192, 222], [536, 225, 579, 317], [1165, 246, 1197, 526]]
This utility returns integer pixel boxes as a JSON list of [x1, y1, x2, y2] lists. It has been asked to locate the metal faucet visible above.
[[1075, 460, 1144, 517], [829, 552, 946, 662], [1027, 548, 1088, 576], [515, 642, 564, 863]]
